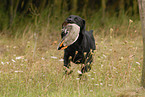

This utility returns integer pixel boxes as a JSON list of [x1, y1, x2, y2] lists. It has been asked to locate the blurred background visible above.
[[0, 0, 140, 37]]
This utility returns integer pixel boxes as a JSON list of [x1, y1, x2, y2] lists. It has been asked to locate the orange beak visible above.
[[57, 40, 68, 50]]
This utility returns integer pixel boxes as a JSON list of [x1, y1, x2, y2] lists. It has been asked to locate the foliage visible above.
[[0, 0, 139, 35]]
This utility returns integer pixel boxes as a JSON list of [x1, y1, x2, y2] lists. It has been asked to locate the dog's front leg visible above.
[[63, 51, 73, 74], [80, 52, 93, 73]]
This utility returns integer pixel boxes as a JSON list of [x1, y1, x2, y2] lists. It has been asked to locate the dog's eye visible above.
[[74, 17, 78, 21]]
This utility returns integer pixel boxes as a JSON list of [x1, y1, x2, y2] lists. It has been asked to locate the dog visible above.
[[58, 15, 96, 75]]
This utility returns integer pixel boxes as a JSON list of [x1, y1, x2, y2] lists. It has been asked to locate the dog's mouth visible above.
[[62, 20, 76, 28], [57, 24, 80, 50], [62, 21, 68, 28]]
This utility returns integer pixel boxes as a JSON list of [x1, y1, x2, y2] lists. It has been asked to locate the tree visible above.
[[138, 0, 145, 88]]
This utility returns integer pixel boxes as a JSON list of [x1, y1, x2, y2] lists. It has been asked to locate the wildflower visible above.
[[59, 59, 64, 62], [102, 54, 107, 58], [91, 78, 94, 80], [136, 62, 140, 65], [1, 62, 4, 65], [41, 57, 45, 60], [15, 71, 23, 73], [12, 59, 16, 62], [16, 56, 24, 60], [77, 70, 82, 74], [25, 59, 28, 61], [94, 84, 99, 86], [100, 83, 103, 85], [51, 56, 57, 59], [76, 78, 80, 80], [13, 46, 17, 49]]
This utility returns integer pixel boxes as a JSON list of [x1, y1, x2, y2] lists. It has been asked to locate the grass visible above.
[[0, 17, 145, 97]]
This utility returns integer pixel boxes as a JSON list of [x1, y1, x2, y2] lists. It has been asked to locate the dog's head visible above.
[[58, 15, 85, 50], [61, 15, 85, 38]]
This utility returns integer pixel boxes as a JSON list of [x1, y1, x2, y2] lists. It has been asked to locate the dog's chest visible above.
[[69, 51, 87, 64]]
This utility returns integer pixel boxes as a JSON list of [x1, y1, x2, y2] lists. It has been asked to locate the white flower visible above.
[[41, 57, 45, 60], [100, 83, 103, 85], [15, 71, 23, 73], [94, 84, 99, 86], [59, 59, 64, 62], [16, 56, 24, 60], [103, 54, 107, 58], [25, 59, 28, 61], [1, 62, 4, 65], [12, 59, 16, 62], [136, 62, 140, 65], [77, 70, 82, 74], [51, 56, 57, 59], [13, 46, 17, 49], [91, 78, 94, 80], [76, 78, 80, 80]]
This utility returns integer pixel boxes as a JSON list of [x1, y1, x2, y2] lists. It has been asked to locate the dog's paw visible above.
[[63, 66, 73, 75]]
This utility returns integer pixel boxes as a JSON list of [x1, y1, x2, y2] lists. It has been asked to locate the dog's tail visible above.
[[86, 30, 96, 50], [88, 30, 95, 41], [89, 30, 93, 34]]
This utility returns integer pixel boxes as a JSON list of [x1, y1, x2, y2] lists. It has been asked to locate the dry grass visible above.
[[0, 17, 144, 96], [0, 29, 144, 96]]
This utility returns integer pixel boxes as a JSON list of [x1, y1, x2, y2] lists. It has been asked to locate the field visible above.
[[0, 17, 145, 96]]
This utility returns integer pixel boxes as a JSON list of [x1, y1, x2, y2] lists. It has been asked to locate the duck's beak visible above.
[[57, 40, 68, 50]]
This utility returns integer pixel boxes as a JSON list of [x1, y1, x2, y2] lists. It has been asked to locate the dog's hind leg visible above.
[[80, 51, 94, 74], [81, 63, 92, 73], [63, 52, 73, 74]]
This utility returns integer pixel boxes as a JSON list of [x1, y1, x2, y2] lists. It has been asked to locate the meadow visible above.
[[0, 15, 145, 97]]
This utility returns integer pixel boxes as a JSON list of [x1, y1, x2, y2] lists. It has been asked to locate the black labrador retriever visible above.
[[59, 15, 96, 75]]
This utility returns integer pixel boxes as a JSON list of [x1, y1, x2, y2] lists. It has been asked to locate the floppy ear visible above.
[[80, 19, 86, 34], [82, 19, 85, 29]]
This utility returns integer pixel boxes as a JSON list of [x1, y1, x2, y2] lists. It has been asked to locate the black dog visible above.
[[59, 15, 96, 75]]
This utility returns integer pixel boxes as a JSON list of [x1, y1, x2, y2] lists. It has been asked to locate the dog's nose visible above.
[[66, 18, 73, 22]]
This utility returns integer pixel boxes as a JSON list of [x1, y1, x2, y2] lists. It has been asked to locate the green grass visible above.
[[0, 17, 145, 96]]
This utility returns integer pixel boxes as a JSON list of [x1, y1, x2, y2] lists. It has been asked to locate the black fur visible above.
[[61, 15, 96, 74]]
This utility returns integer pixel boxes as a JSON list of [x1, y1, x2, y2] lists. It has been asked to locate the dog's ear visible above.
[[82, 19, 85, 28], [81, 19, 86, 34]]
